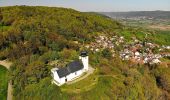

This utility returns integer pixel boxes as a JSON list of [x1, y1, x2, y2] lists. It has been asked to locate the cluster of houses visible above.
[[120, 40, 163, 64], [85, 35, 125, 53], [120, 37, 170, 65], [86, 34, 170, 65], [120, 49, 162, 64], [161, 45, 170, 50], [85, 35, 114, 52]]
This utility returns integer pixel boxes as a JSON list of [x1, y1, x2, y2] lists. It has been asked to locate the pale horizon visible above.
[[0, 0, 170, 12]]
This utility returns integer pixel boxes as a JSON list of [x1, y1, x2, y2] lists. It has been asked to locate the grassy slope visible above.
[[151, 30, 170, 45], [120, 29, 170, 45], [0, 65, 8, 100]]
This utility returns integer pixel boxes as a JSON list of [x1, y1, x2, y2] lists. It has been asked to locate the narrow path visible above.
[[7, 81, 12, 100], [66, 65, 95, 85], [0, 60, 12, 100], [0, 60, 12, 70], [98, 74, 118, 78]]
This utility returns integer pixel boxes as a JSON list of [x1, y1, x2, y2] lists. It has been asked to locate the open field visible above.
[[149, 25, 170, 30]]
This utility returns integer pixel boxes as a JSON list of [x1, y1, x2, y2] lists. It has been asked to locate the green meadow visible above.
[[0, 65, 8, 100]]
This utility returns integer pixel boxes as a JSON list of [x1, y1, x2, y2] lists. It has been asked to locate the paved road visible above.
[[67, 65, 95, 85], [0, 60, 12, 100]]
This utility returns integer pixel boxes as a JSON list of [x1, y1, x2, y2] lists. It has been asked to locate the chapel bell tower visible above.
[[79, 51, 88, 71]]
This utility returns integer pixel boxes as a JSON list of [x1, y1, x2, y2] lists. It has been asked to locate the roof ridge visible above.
[[67, 66, 71, 73], [56, 60, 84, 78]]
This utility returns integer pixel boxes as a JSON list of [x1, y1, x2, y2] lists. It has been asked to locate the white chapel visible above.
[[51, 51, 88, 86]]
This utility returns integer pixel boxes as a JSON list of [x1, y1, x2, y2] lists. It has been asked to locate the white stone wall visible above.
[[54, 72, 59, 81], [53, 69, 84, 85], [66, 69, 83, 81], [53, 71, 63, 84], [52, 71, 65, 85], [66, 73, 74, 81], [76, 69, 84, 77], [59, 77, 66, 84]]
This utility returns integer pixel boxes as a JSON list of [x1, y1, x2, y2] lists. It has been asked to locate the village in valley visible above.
[[85, 34, 170, 66]]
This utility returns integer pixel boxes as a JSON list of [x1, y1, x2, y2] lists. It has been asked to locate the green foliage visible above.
[[102, 48, 112, 59], [120, 28, 170, 45], [0, 6, 120, 60], [120, 31, 133, 40], [14, 77, 67, 100], [58, 48, 78, 61], [0, 65, 8, 100], [149, 30, 170, 45], [153, 67, 170, 92], [0, 6, 120, 99]]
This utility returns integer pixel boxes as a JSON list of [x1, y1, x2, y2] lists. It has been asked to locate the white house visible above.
[[151, 58, 161, 64], [51, 51, 88, 86]]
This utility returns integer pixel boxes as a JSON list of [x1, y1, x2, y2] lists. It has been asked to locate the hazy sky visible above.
[[0, 0, 170, 12]]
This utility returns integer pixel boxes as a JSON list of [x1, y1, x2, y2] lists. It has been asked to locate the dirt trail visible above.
[[7, 82, 12, 100], [0, 60, 12, 100], [0, 60, 12, 70]]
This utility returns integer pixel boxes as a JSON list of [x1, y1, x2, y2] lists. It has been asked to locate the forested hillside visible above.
[[0, 6, 170, 100]]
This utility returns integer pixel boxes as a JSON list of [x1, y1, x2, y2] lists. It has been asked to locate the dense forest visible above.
[[0, 6, 170, 100]]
